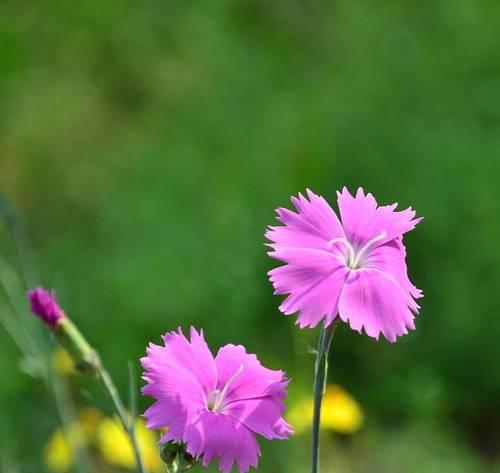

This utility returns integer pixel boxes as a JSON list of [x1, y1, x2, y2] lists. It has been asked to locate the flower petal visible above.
[[366, 239, 423, 308], [215, 344, 285, 403], [141, 327, 217, 439], [268, 248, 349, 328], [337, 187, 422, 248], [184, 412, 260, 473], [144, 398, 193, 443], [338, 268, 416, 342], [141, 342, 205, 405], [160, 327, 217, 395], [266, 189, 345, 251], [225, 396, 293, 440]]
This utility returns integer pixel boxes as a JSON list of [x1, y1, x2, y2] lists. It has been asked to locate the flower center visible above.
[[327, 231, 387, 270], [206, 364, 244, 413]]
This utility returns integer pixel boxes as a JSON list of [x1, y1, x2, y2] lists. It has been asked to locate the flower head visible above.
[[141, 327, 292, 473], [52, 348, 76, 376], [266, 187, 423, 342], [288, 384, 363, 435], [96, 417, 163, 473], [43, 408, 102, 473], [44, 428, 77, 473], [27, 287, 65, 327]]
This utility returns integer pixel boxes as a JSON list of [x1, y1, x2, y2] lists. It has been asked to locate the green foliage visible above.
[[1, 0, 500, 471]]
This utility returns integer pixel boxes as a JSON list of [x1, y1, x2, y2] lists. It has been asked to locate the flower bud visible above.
[[27, 287, 65, 327], [160, 442, 196, 473], [26, 286, 100, 376]]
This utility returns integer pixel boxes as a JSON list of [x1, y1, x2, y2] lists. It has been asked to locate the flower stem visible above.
[[311, 322, 337, 473], [56, 319, 147, 473], [99, 367, 147, 473]]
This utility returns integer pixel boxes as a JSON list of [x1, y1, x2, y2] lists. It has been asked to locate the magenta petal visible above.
[[141, 328, 218, 439], [338, 269, 417, 342], [337, 187, 421, 248], [366, 239, 423, 308], [266, 189, 345, 252], [141, 342, 206, 405], [160, 327, 217, 395], [26, 287, 65, 327], [184, 412, 260, 473], [215, 344, 285, 402], [225, 397, 293, 440], [268, 248, 349, 328], [144, 399, 195, 443]]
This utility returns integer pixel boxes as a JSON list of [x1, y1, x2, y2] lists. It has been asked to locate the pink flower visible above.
[[266, 187, 423, 342], [26, 287, 65, 327], [141, 327, 292, 473]]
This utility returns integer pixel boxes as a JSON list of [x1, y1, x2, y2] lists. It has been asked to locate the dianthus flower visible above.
[[266, 187, 422, 342], [141, 327, 292, 473], [27, 287, 65, 327]]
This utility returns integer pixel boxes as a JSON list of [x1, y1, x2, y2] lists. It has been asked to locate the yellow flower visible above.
[[44, 429, 73, 473], [44, 409, 161, 472], [51, 348, 75, 376], [96, 416, 163, 472], [43, 408, 102, 472], [78, 407, 103, 436], [288, 384, 364, 435], [44, 423, 85, 473], [321, 384, 364, 434]]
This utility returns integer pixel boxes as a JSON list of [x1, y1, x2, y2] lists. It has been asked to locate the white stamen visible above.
[[209, 364, 244, 412], [350, 231, 387, 269], [327, 238, 356, 267], [327, 231, 387, 270], [206, 389, 222, 411]]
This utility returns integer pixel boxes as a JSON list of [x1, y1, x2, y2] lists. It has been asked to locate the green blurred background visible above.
[[1, 0, 500, 472]]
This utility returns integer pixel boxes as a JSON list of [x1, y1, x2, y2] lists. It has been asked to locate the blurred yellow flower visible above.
[[43, 408, 102, 472], [78, 407, 103, 435], [96, 416, 163, 472], [44, 408, 162, 473], [51, 348, 75, 376], [44, 423, 85, 473], [288, 384, 364, 435], [44, 429, 72, 473]]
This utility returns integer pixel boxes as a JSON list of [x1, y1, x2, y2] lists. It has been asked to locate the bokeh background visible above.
[[1, 1, 500, 472]]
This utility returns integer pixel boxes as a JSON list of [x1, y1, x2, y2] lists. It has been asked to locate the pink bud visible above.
[[27, 287, 65, 327]]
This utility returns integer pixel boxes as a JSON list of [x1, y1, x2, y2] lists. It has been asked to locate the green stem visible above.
[[56, 319, 147, 473], [99, 367, 147, 473], [311, 322, 337, 473]]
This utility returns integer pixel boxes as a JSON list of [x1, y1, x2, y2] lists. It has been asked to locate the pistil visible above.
[[327, 231, 387, 270], [207, 364, 244, 412]]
